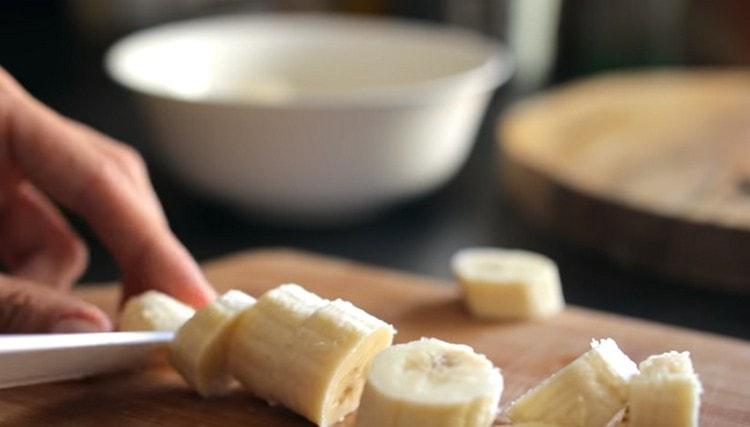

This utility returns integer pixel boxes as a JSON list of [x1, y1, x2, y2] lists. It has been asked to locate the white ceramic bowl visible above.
[[105, 14, 512, 225]]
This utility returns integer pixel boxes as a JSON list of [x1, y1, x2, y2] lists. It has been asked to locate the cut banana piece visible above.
[[228, 284, 395, 427], [452, 248, 564, 320], [119, 290, 195, 331], [624, 351, 702, 427], [355, 338, 503, 427], [170, 290, 256, 397], [506, 338, 639, 427]]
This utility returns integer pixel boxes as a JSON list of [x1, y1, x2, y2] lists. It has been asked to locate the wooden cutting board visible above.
[[1, 249, 748, 426], [499, 69, 750, 292]]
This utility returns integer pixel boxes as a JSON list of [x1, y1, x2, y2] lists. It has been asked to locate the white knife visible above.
[[0, 331, 173, 389]]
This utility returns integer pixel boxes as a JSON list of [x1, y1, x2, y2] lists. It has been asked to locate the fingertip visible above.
[[120, 242, 217, 309], [56, 304, 113, 333], [51, 318, 108, 333], [165, 264, 216, 309], [187, 278, 218, 308]]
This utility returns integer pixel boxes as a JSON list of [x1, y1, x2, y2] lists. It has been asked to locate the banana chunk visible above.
[[355, 338, 503, 427], [506, 338, 638, 427], [452, 248, 564, 320], [229, 284, 395, 427], [624, 351, 702, 427], [170, 290, 256, 397], [119, 290, 195, 331]]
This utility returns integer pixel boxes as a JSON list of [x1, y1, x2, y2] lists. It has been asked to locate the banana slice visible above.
[[506, 338, 638, 427], [170, 290, 256, 397], [452, 248, 564, 320], [355, 338, 503, 427], [229, 284, 395, 427], [119, 290, 195, 331], [624, 351, 702, 427]]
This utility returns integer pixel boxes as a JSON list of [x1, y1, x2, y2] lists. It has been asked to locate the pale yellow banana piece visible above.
[[624, 351, 702, 427], [119, 290, 195, 331], [452, 248, 564, 320], [506, 338, 638, 427], [229, 284, 396, 427], [170, 290, 256, 397], [355, 337, 503, 427]]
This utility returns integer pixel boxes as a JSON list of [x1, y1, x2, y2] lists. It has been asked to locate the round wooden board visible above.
[[498, 69, 750, 292]]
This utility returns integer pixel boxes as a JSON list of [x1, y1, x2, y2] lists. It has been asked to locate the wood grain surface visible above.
[[1, 249, 748, 426], [499, 69, 750, 292]]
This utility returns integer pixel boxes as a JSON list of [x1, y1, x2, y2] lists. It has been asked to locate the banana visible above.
[[355, 337, 503, 427], [452, 248, 564, 320], [170, 290, 256, 397], [119, 290, 195, 331], [505, 338, 638, 427], [623, 351, 702, 427], [228, 284, 395, 427]]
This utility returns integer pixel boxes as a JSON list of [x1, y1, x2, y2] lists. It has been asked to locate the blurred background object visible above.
[[1, 0, 749, 339], [500, 69, 750, 293], [104, 14, 511, 224]]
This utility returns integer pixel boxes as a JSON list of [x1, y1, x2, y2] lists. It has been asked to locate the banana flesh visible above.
[[355, 337, 503, 427], [624, 351, 702, 427], [170, 290, 256, 397], [228, 284, 395, 427], [505, 338, 638, 427], [119, 290, 195, 331], [452, 248, 564, 320]]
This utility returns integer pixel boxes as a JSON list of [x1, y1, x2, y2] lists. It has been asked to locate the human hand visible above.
[[0, 67, 215, 333]]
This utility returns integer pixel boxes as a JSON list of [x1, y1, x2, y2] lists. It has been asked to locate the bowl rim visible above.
[[104, 12, 514, 109]]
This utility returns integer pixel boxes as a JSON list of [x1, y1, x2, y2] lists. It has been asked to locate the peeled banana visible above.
[[170, 290, 256, 397], [452, 248, 564, 320], [505, 338, 638, 427], [228, 284, 395, 427], [624, 351, 702, 427], [355, 337, 503, 427], [119, 290, 195, 331]]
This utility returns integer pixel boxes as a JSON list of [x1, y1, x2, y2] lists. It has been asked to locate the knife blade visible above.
[[0, 331, 173, 389]]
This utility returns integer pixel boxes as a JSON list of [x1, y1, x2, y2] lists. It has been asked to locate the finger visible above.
[[89, 134, 164, 216], [0, 273, 111, 333], [0, 67, 215, 307], [119, 238, 215, 307], [0, 173, 88, 287]]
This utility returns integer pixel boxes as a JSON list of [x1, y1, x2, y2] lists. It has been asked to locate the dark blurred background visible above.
[[1, 0, 749, 339]]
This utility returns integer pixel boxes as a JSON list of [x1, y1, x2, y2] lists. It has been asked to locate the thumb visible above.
[[0, 275, 112, 333]]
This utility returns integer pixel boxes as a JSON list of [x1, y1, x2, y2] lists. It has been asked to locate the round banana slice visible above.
[[229, 284, 395, 427], [170, 290, 256, 397], [355, 337, 503, 427], [119, 290, 195, 331], [451, 247, 564, 320]]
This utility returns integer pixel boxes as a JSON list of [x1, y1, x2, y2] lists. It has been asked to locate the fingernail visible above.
[[51, 318, 106, 333]]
